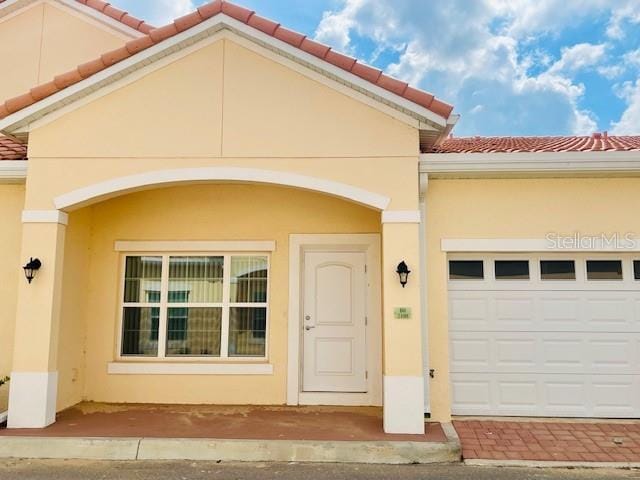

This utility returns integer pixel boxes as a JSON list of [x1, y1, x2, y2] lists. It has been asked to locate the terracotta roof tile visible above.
[[247, 14, 279, 35], [0, 0, 453, 123], [0, 136, 27, 160], [0, 0, 154, 33], [431, 134, 640, 153]]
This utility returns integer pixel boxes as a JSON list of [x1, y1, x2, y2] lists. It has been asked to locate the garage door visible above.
[[449, 253, 640, 418]]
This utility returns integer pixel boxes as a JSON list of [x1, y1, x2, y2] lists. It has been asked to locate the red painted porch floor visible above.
[[0, 403, 447, 443], [454, 419, 640, 463]]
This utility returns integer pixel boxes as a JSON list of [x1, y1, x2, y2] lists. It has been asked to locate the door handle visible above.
[[305, 325, 315, 331]]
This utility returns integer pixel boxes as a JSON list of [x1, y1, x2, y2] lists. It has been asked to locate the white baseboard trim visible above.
[[383, 375, 425, 434], [7, 371, 58, 429]]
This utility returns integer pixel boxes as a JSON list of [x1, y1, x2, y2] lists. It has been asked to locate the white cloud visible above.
[[314, 0, 602, 135], [597, 65, 625, 79], [547, 43, 606, 75], [113, 0, 195, 26], [606, 2, 640, 39], [624, 48, 640, 68], [611, 80, 640, 134]]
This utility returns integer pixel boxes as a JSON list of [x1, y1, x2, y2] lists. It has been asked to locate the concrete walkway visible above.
[[454, 419, 640, 468], [0, 404, 460, 464]]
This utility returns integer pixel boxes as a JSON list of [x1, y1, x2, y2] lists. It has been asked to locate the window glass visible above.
[[228, 307, 267, 357], [230, 256, 268, 303], [121, 307, 159, 356], [586, 260, 623, 280], [541, 260, 576, 280], [495, 260, 530, 280], [121, 254, 268, 359], [166, 307, 221, 356], [123, 256, 162, 303], [449, 260, 484, 280], [635, 261, 640, 280], [168, 256, 223, 303]]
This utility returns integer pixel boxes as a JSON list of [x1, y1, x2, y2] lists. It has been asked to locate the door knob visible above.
[[305, 325, 315, 331]]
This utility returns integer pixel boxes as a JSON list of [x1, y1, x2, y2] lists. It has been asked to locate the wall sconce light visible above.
[[23, 258, 42, 284], [396, 261, 411, 288]]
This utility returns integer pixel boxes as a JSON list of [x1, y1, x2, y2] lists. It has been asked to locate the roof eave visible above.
[[0, 14, 450, 136], [0, 0, 145, 38], [420, 150, 640, 178]]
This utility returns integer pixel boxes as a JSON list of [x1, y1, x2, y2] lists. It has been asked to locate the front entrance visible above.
[[302, 251, 367, 393], [287, 234, 382, 406]]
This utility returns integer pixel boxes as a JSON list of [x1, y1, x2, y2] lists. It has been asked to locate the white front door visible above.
[[302, 251, 367, 393]]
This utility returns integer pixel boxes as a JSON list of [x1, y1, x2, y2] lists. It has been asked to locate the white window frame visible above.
[[116, 251, 271, 363]]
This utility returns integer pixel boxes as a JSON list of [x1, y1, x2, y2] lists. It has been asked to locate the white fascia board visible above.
[[0, 160, 28, 181], [0, 14, 447, 135], [55, 0, 144, 38], [420, 151, 640, 177], [442, 238, 640, 252], [0, 0, 143, 38]]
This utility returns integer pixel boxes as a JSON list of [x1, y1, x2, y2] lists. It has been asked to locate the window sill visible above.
[[107, 362, 273, 375]]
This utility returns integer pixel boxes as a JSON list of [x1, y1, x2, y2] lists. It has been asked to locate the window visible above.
[[449, 260, 484, 280], [121, 254, 268, 359], [540, 260, 576, 280], [495, 260, 529, 280], [586, 260, 623, 280], [634, 261, 640, 280]]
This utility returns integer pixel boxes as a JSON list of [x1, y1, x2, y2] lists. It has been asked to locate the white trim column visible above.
[[418, 173, 430, 414], [381, 219, 425, 434], [8, 210, 67, 428]]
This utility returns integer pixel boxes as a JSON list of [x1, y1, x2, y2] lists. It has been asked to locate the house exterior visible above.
[[0, 0, 638, 436]]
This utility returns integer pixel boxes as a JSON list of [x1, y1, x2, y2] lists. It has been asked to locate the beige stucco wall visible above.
[[17, 34, 424, 410], [59, 184, 380, 405], [426, 176, 640, 421], [0, 1, 130, 102], [0, 185, 24, 379], [27, 38, 420, 211]]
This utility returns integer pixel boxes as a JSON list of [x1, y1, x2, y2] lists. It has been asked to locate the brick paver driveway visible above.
[[453, 420, 640, 463]]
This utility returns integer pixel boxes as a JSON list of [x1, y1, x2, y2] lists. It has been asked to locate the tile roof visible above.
[[0, 0, 154, 34], [0, 136, 27, 160], [431, 134, 640, 153], [0, 0, 453, 122]]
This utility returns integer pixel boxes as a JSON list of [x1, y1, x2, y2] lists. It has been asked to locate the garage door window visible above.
[[449, 260, 484, 280], [495, 260, 529, 280], [586, 260, 623, 280], [540, 260, 576, 280]]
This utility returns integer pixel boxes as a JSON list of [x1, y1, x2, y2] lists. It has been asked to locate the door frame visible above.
[[287, 234, 382, 406]]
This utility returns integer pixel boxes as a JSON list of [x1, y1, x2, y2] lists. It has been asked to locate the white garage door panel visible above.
[[451, 373, 640, 417], [450, 332, 639, 374], [449, 254, 640, 418], [449, 290, 640, 333]]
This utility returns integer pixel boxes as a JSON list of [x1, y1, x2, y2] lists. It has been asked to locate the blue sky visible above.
[[112, 0, 640, 137]]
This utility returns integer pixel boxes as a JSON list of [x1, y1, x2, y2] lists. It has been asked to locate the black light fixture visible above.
[[396, 261, 411, 288], [23, 258, 42, 284]]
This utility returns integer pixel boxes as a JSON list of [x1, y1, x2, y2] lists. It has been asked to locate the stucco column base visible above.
[[383, 375, 425, 434], [7, 372, 58, 428]]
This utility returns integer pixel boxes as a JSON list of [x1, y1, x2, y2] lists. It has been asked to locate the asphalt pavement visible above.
[[0, 460, 639, 480]]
